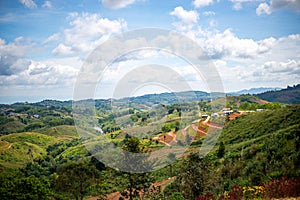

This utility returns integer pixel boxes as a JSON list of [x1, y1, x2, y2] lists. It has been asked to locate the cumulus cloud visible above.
[[52, 13, 127, 55], [256, 0, 300, 15], [19, 0, 37, 9], [0, 37, 34, 76], [0, 60, 79, 87], [229, 0, 260, 10], [0, 37, 33, 57], [202, 29, 276, 59], [0, 37, 79, 90], [256, 3, 272, 15], [42, 1, 52, 8], [235, 59, 300, 84], [170, 7, 199, 24], [193, 0, 215, 8], [170, 7, 199, 32], [101, 0, 138, 9], [52, 44, 74, 55], [203, 11, 216, 16], [207, 33, 300, 91]]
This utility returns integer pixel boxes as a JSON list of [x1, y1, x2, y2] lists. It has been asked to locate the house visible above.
[[212, 113, 219, 117], [33, 114, 39, 118], [221, 108, 233, 115], [201, 114, 209, 118]]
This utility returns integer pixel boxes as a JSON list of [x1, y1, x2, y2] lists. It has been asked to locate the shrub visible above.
[[263, 176, 300, 198]]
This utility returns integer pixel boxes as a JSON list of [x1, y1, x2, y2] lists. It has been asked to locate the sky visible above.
[[0, 0, 299, 103]]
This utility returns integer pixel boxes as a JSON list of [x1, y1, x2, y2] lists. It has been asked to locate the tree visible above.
[[55, 162, 100, 200], [217, 141, 225, 158], [168, 153, 176, 177], [176, 153, 211, 199], [120, 137, 154, 200], [0, 176, 50, 200], [169, 192, 185, 200]]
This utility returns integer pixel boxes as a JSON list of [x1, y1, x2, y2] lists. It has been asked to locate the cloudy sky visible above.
[[0, 0, 299, 103]]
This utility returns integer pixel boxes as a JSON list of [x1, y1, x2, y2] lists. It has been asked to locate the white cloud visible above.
[[42, 1, 52, 8], [208, 34, 300, 91], [202, 29, 276, 59], [0, 59, 79, 87], [0, 36, 79, 91], [229, 0, 260, 10], [52, 13, 127, 55], [52, 44, 74, 55], [256, 2, 272, 15], [256, 0, 300, 15], [101, 0, 138, 9], [0, 37, 33, 57], [233, 2, 243, 10], [19, 0, 37, 9], [0, 37, 35, 76], [193, 0, 214, 8], [203, 11, 216, 16], [235, 59, 300, 84], [43, 33, 59, 43], [170, 7, 199, 24]]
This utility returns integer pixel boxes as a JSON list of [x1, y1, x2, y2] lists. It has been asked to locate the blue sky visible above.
[[0, 0, 299, 103]]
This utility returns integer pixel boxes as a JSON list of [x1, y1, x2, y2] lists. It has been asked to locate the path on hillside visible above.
[[157, 131, 177, 146], [153, 116, 223, 146], [88, 177, 176, 200]]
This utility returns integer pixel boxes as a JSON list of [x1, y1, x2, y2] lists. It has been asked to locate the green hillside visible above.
[[163, 104, 300, 199], [217, 104, 300, 184], [257, 84, 300, 104], [0, 132, 59, 167], [37, 125, 79, 138], [0, 97, 299, 199]]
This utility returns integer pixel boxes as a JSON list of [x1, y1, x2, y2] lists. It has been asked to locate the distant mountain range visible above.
[[229, 87, 282, 95], [1, 85, 299, 106]]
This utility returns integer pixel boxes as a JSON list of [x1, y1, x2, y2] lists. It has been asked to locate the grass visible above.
[[0, 132, 59, 167], [37, 125, 79, 138]]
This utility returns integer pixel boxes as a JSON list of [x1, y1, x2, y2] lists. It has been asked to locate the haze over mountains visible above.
[[0, 86, 293, 105]]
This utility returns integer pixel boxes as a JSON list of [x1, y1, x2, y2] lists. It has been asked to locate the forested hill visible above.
[[256, 84, 300, 104]]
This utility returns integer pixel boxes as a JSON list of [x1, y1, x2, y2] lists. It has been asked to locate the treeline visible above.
[[257, 84, 300, 104]]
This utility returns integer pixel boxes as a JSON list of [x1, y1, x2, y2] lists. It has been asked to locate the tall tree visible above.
[[120, 137, 154, 200], [177, 153, 211, 199], [55, 162, 100, 200]]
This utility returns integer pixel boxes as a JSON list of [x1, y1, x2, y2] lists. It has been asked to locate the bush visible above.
[[263, 176, 300, 198]]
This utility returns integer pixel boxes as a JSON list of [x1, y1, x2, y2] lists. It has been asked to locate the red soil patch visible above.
[[228, 112, 243, 121]]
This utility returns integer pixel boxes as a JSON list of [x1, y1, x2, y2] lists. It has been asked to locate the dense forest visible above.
[[0, 88, 299, 199]]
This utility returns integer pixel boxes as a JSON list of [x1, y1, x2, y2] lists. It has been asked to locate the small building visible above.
[[201, 114, 209, 119], [33, 114, 39, 118], [212, 113, 219, 117]]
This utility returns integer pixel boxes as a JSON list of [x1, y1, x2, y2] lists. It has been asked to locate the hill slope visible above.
[[0, 132, 59, 167], [216, 104, 300, 185], [256, 84, 300, 104]]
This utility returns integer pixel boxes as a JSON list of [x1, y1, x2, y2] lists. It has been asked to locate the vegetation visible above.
[[257, 84, 300, 104], [0, 87, 299, 199]]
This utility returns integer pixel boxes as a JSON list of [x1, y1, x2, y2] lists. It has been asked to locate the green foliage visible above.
[[257, 84, 300, 104], [169, 192, 185, 200], [217, 141, 225, 158], [120, 138, 154, 200], [0, 175, 50, 200], [55, 162, 100, 200], [175, 153, 211, 199]]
